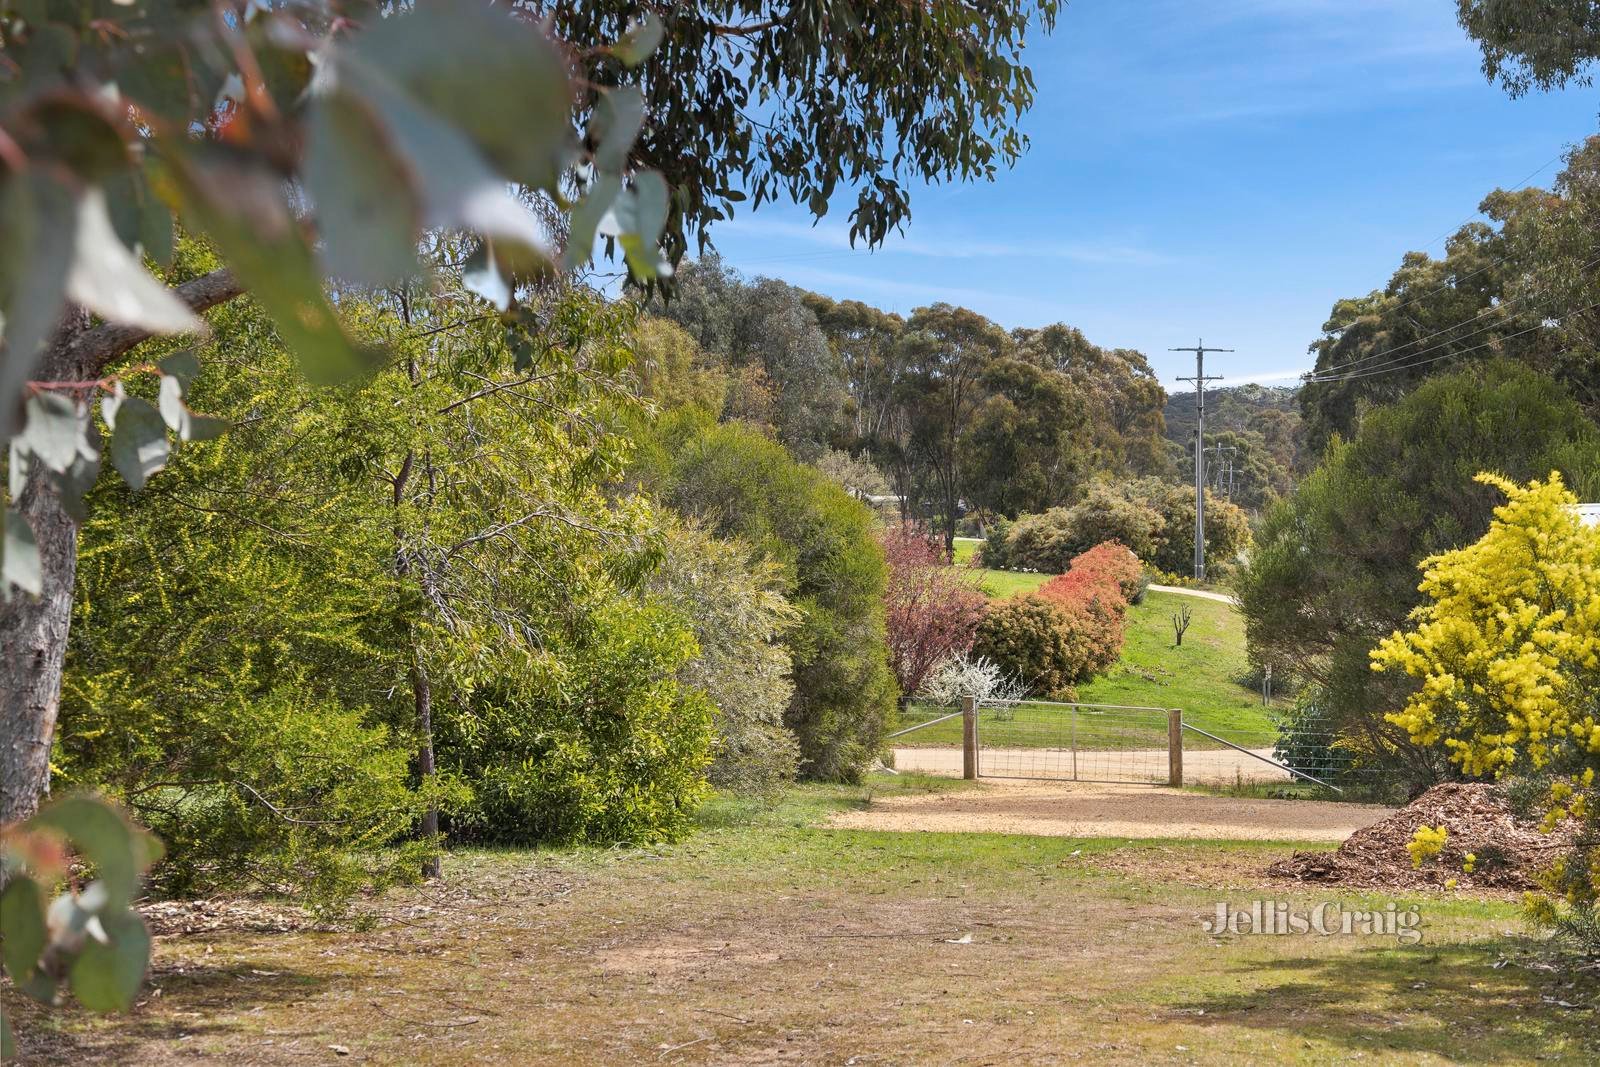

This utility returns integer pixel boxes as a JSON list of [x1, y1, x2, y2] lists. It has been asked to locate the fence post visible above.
[[1167, 708, 1183, 788], [962, 696, 978, 780]]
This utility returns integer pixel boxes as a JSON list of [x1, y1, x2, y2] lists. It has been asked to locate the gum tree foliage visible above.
[[958, 355, 1087, 521], [803, 294, 909, 445], [648, 256, 848, 458], [898, 303, 1012, 551], [1010, 324, 1170, 478], [1298, 137, 1600, 454], [1457, 0, 1600, 95], [538, 1, 1061, 258], [1237, 362, 1600, 792]]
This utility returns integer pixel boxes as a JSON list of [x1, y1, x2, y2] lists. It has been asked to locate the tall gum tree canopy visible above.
[[1457, 0, 1600, 95], [0, 0, 1061, 826], [1298, 136, 1600, 454]]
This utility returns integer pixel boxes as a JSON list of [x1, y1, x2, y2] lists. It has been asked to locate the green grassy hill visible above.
[[914, 541, 1274, 747], [952, 536, 1052, 598]]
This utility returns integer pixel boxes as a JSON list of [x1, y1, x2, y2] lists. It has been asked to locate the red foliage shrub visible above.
[[879, 525, 989, 699], [1026, 540, 1137, 688], [1039, 541, 1144, 608]]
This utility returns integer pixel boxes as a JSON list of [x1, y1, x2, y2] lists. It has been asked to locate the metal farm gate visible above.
[[889, 698, 1340, 791]]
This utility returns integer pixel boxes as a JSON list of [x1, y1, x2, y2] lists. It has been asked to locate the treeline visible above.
[[1163, 384, 1305, 510], [641, 255, 1176, 547], [1239, 137, 1600, 798]]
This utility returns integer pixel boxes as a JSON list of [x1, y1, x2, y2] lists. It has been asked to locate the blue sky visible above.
[[700, 0, 1598, 390]]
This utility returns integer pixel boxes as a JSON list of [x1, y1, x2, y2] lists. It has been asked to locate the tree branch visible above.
[[54, 268, 244, 376]]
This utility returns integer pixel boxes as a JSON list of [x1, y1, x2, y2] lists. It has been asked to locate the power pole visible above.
[[1173, 339, 1230, 581]]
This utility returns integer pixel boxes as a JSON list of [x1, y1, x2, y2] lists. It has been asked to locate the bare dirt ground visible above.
[[838, 774, 1395, 843], [8, 781, 1596, 1065], [895, 744, 1293, 783]]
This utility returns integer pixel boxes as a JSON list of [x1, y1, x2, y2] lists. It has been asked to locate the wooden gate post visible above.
[[962, 696, 979, 780], [1167, 708, 1183, 788]]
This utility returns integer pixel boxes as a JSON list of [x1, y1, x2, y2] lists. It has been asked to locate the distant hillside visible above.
[[1163, 384, 1305, 508]]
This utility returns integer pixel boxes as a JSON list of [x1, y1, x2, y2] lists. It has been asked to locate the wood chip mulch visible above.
[[1268, 782, 1573, 891]]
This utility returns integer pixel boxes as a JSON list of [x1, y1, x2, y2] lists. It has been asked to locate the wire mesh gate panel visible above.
[[976, 701, 1175, 784]]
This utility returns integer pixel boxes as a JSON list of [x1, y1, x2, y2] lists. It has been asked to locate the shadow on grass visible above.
[[5, 962, 332, 1065], [1169, 940, 1600, 1062]]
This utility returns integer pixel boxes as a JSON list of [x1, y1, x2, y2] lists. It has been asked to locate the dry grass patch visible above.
[[5, 776, 1599, 1065]]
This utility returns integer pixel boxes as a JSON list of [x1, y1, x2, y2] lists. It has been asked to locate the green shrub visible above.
[[1238, 361, 1600, 791], [649, 524, 801, 795], [972, 594, 1121, 699], [137, 689, 447, 913], [633, 411, 898, 780], [441, 600, 715, 845]]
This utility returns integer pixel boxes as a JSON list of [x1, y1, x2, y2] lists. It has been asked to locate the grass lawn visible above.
[[951, 536, 1053, 598], [12, 776, 1597, 1065], [1077, 590, 1273, 746]]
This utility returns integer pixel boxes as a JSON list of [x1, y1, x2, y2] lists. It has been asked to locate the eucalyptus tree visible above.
[[899, 303, 1011, 550], [1457, 0, 1600, 95]]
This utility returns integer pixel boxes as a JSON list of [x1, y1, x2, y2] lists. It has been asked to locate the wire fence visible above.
[[1269, 706, 1409, 802], [891, 701, 1363, 790]]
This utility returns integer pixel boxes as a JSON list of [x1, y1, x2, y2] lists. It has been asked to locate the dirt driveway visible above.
[[834, 775, 1393, 843], [895, 744, 1293, 784]]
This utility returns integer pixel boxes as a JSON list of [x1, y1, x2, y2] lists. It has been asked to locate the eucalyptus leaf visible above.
[[348, 2, 574, 193], [0, 878, 47, 981], [3, 507, 43, 596], [602, 170, 672, 279], [107, 396, 168, 492], [69, 909, 150, 1013], [171, 146, 380, 384], [304, 90, 423, 286], [65, 188, 203, 336], [30, 797, 142, 907], [157, 374, 185, 432], [564, 173, 622, 271], [614, 12, 664, 67], [462, 243, 512, 310], [0, 172, 75, 441], [180, 413, 230, 443], [157, 350, 201, 388], [9, 439, 31, 499], [592, 86, 645, 175], [20, 391, 83, 473]]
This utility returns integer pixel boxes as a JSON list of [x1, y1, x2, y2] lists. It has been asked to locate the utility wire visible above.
[[1302, 305, 1598, 385], [1302, 250, 1600, 384]]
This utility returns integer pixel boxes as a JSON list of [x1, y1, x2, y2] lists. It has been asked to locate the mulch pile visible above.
[[1268, 782, 1571, 891]]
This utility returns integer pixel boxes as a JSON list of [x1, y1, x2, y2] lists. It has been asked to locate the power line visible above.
[[1302, 250, 1600, 385], [1301, 306, 1598, 386]]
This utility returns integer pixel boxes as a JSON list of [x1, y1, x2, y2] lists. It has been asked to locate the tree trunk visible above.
[[1, 325, 91, 826], [0, 467, 79, 825], [412, 661, 442, 880], [1, 273, 242, 827]]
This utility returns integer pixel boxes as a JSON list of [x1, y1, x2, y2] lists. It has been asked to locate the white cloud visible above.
[[717, 216, 1175, 267]]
